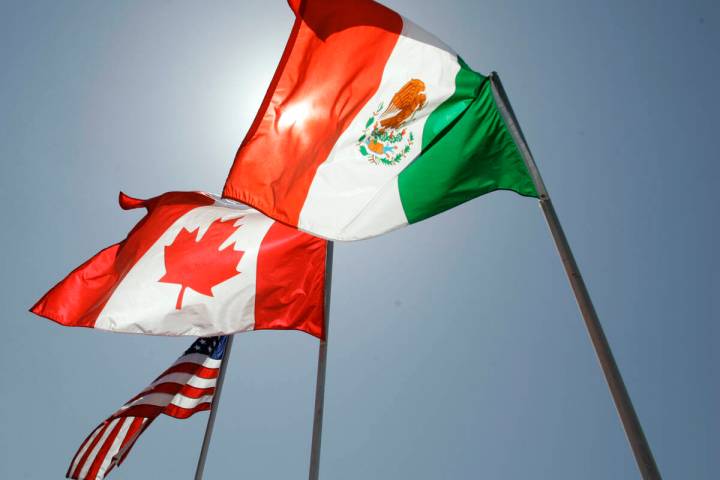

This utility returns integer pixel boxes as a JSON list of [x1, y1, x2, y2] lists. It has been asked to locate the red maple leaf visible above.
[[159, 217, 245, 309]]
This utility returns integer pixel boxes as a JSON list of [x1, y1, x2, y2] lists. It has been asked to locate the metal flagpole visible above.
[[489, 72, 662, 480], [308, 241, 334, 480], [194, 334, 235, 480]]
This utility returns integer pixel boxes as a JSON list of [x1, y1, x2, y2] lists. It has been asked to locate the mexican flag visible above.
[[222, 0, 537, 241], [31, 192, 327, 338]]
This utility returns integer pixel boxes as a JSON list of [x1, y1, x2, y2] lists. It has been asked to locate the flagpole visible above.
[[308, 241, 334, 480], [489, 72, 662, 480], [194, 334, 235, 480]]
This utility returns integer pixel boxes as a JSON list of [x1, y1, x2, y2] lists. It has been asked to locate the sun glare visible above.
[[278, 101, 312, 130]]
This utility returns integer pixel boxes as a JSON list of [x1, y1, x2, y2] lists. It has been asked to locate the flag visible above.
[[32, 191, 327, 338], [222, 0, 538, 241], [66, 336, 229, 480]]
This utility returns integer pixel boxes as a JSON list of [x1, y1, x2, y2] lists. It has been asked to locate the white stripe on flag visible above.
[[94, 417, 133, 479], [149, 372, 217, 390], [122, 392, 214, 411], [69, 424, 103, 477], [170, 353, 223, 369], [78, 418, 119, 479], [169, 393, 215, 410]]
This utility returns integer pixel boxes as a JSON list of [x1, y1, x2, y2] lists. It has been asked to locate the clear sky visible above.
[[1, 1, 717, 478]]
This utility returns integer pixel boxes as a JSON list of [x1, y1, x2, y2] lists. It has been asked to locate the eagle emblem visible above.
[[357, 79, 426, 166]]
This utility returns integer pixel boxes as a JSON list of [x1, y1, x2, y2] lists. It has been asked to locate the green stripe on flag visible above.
[[398, 59, 538, 224]]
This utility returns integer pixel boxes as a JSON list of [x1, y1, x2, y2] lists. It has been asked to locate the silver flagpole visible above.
[[308, 241, 334, 480], [194, 334, 235, 480], [489, 72, 661, 480]]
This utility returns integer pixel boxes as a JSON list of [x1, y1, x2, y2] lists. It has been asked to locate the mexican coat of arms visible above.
[[357, 79, 427, 166]]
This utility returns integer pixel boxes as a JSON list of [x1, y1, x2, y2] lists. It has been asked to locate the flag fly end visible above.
[[118, 192, 146, 210]]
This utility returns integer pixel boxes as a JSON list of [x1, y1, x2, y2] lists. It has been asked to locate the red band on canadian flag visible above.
[[254, 221, 326, 338]]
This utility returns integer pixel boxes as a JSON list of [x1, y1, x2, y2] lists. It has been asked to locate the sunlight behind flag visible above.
[[278, 101, 313, 130]]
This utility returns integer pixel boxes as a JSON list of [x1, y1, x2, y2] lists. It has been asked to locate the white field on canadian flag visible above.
[[297, 19, 461, 240], [94, 198, 274, 336]]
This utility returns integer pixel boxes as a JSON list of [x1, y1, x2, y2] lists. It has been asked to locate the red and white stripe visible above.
[[66, 352, 221, 480]]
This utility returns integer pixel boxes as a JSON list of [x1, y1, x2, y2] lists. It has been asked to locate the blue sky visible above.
[[1, 1, 717, 478]]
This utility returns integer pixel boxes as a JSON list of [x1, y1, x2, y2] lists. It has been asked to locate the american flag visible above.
[[66, 336, 229, 480]]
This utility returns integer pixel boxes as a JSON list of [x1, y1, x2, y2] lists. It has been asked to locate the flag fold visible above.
[[66, 336, 229, 480]]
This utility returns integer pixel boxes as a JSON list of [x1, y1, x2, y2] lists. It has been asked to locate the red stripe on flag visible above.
[[70, 422, 110, 479], [254, 221, 327, 339], [112, 402, 212, 420], [152, 382, 216, 399], [111, 418, 147, 470], [222, 0, 403, 226], [67, 424, 102, 478], [156, 362, 220, 380], [85, 419, 124, 480], [127, 362, 218, 403], [163, 402, 213, 419], [128, 382, 216, 404]]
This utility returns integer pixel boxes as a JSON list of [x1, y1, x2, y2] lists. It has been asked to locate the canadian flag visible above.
[[31, 191, 327, 338]]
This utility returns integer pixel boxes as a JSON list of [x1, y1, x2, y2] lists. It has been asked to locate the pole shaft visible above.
[[308, 241, 334, 480], [489, 72, 661, 480], [194, 334, 235, 480]]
